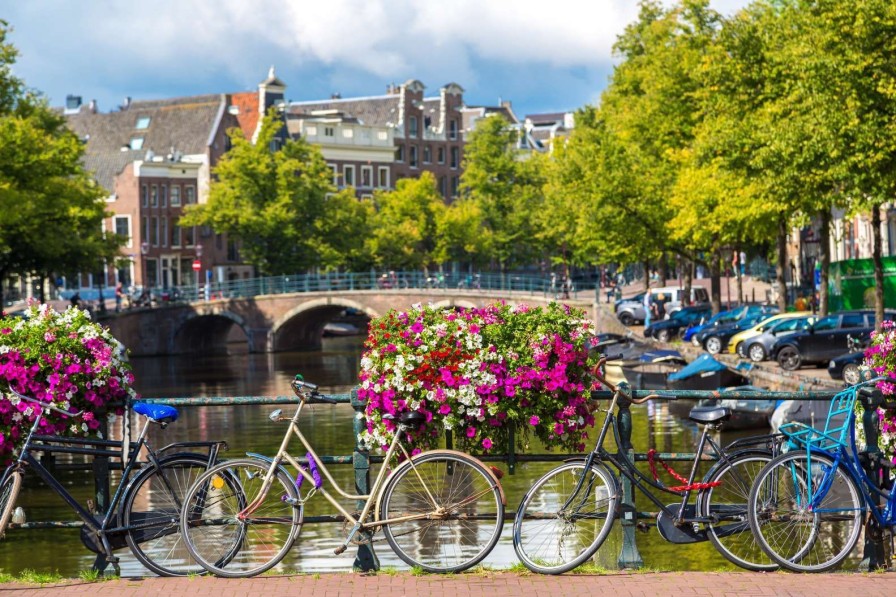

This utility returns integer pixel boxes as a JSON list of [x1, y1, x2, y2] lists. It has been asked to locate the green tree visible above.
[[181, 111, 337, 275], [433, 196, 492, 269], [367, 172, 445, 270], [0, 21, 122, 305], [460, 114, 545, 271], [314, 189, 375, 271]]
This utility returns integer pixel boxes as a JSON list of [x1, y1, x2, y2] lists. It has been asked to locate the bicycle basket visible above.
[[778, 387, 856, 452]]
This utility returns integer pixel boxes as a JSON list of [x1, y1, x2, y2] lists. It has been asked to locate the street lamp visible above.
[[140, 241, 149, 300]]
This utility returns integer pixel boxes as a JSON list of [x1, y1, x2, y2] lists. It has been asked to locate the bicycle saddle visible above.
[[687, 405, 730, 424], [398, 411, 427, 429], [132, 402, 179, 424]]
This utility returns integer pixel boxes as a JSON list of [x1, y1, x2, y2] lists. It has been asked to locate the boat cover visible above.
[[667, 353, 728, 381], [638, 349, 684, 363]]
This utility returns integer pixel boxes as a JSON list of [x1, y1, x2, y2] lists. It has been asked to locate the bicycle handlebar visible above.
[[5, 384, 83, 417], [290, 375, 338, 404], [591, 357, 677, 405]]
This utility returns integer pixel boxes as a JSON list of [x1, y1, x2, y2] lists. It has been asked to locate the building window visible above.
[[185, 186, 196, 204], [150, 184, 158, 207], [344, 165, 355, 187], [328, 163, 338, 185], [410, 146, 418, 169], [439, 176, 447, 197], [451, 176, 459, 197], [450, 147, 459, 169], [377, 166, 390, 188], [150, 216, 159, 246], [161, 217, 168, 247], [142, 216, 149, 242], [171, 224, 181, 247], [449, 119, 458, 140], [437, 147, 445, 164], [160, 184, 167, 208], [130, 137, 144, 150], [396, 145, 404, 162], [324, 126, 335, 137], [423, 145, 431, 164], [114, 216, 131, 246], [184, 226, 195, 247], [141, 184, 148, 207], [170, 185, 181, 207], [361, 166, 373, 188], [135, 116, 151, 130], [409, 116, 418, 138]]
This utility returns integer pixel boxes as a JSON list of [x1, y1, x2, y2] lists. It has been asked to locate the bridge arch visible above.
[[171, 310, 249, 355], [270, 297, 378, 352]]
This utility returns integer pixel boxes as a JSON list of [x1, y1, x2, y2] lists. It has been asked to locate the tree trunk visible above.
[[735, 244, 743, 305], [683, 257, 693, 306], [776, 217, 788, 312], [660, 252, 668, 286], [818, 208, 831, 316], [37, 274, 46, 304], [643, 259, 651, 293], [872, 203, 884, 332]]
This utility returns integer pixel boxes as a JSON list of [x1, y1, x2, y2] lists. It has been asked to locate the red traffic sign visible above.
[[192, 260, 201, 271]]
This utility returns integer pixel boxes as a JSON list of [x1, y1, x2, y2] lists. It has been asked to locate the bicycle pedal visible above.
[[636, 522, 650, 534]]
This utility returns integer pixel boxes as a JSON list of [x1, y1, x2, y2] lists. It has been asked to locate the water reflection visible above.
[[0, 337, 783, 576]]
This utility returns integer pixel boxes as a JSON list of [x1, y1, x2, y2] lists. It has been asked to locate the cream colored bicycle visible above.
[[179, 375, 506, 577]]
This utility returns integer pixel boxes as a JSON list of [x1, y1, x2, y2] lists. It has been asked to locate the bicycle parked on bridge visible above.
[[512, 357, 782, 574], [178, 374, 506, 578], [747, 374, 896, 572], [0, 384, 230, 576]]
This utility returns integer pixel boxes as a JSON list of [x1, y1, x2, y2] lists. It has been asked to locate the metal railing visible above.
[[12, 386, 871, 573]]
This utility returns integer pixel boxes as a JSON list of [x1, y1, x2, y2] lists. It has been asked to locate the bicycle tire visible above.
[[124, 454, 233, 577], [699, 451, 777, 571], [0, 469, 23, 538], [512, 460, 617, 574], [748, 451, 864, 572], [379, 451, 504, 573], [181, 458, 302, 578]]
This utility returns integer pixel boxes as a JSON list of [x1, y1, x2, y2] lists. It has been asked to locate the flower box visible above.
[[358, 301, 597, 455]]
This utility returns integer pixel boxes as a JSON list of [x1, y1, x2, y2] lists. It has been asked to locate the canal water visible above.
[[0, 336, 770, 577]]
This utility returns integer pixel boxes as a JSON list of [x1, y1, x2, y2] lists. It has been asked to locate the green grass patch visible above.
[[15, 569, 64, 584]]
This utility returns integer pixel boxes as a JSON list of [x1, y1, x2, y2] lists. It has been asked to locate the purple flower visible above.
[[529, 415, 540, 426], [482, 438, 493, 450]]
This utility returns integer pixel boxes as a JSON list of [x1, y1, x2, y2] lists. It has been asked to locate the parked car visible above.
[[772, 310, 896, 371], [727, 312, 813, 357], [615, 286, 709, 326], [696, 312, 771, 355], [644, 305, 712, 342], [683, 305, 778, 346], [741, 315, 816, 362], [828, 351, 865, 385]]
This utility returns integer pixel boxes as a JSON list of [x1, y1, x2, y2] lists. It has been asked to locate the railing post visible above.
[[859, 392, 887, 570], [614, 382, 643, 568], [350, 389, 379, 572], [507, 425, 516, 475], [92, 408, 112, 573]]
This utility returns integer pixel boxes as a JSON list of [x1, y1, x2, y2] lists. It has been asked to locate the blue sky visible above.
[[5, 0, 749, 118]]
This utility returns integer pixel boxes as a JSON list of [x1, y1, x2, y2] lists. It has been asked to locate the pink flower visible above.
[[529, 415, 540, 426], [466, 426, 476, 438], [482, 438, 493, 450]]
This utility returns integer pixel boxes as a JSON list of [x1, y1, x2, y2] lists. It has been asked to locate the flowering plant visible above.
[[0, 304, 136, 461], [855, 320, 896, 463], [358, 301, 598, 455]]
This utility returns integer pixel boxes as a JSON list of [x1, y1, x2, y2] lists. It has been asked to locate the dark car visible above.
[[644, 305, 711, 342], [683, 305, 778, 346], [827, 351, 865, 385], [773, 310, 896, 371], [742, 315, 816, 362], [695, 312, 769, 355]]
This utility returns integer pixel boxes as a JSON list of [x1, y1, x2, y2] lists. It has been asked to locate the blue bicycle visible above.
[[747, 374, 895, 572]]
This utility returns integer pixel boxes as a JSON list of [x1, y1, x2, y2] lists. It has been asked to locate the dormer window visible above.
[[135, 116, 151, 130], [130, 137, 144, 150]]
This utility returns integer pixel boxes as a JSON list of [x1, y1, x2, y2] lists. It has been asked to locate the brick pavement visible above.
[[2, 571, 894, 597]]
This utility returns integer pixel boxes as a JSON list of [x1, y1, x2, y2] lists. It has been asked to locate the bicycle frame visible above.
[[252, 398, 440, 542]]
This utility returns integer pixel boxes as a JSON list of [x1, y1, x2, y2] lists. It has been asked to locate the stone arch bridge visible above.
[[105, 290, 605, 356]]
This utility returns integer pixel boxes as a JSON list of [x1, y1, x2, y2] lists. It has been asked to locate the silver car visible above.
[[742, 315, 816, 362]]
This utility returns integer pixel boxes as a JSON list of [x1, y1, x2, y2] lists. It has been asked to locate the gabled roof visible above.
[[227, 91, 260, 140], [288, 95, 401, 128], [65, 94, 225, 192]]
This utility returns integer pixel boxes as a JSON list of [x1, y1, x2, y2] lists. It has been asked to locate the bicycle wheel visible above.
[[748, 451, 864, 572], [513, 460, 617, 574], [379, 451, 504, 573], [0, 469, 23, 538], [700, 452, 777, 571], [124, 454, 229, 576], [181, 458, 302, 578]]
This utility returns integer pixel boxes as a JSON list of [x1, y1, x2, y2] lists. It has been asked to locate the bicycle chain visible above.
[[341, 511, 444, 545]]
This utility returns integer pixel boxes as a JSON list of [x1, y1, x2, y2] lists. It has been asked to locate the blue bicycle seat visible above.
[[132, 402, 179, 424]]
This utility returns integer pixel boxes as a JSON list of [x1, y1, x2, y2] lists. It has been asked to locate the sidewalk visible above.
[[4, 570, 895, 597]]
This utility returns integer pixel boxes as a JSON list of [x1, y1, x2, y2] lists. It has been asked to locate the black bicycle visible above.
[[512, 358, 781, 574], [0, 385, 230, 576]]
